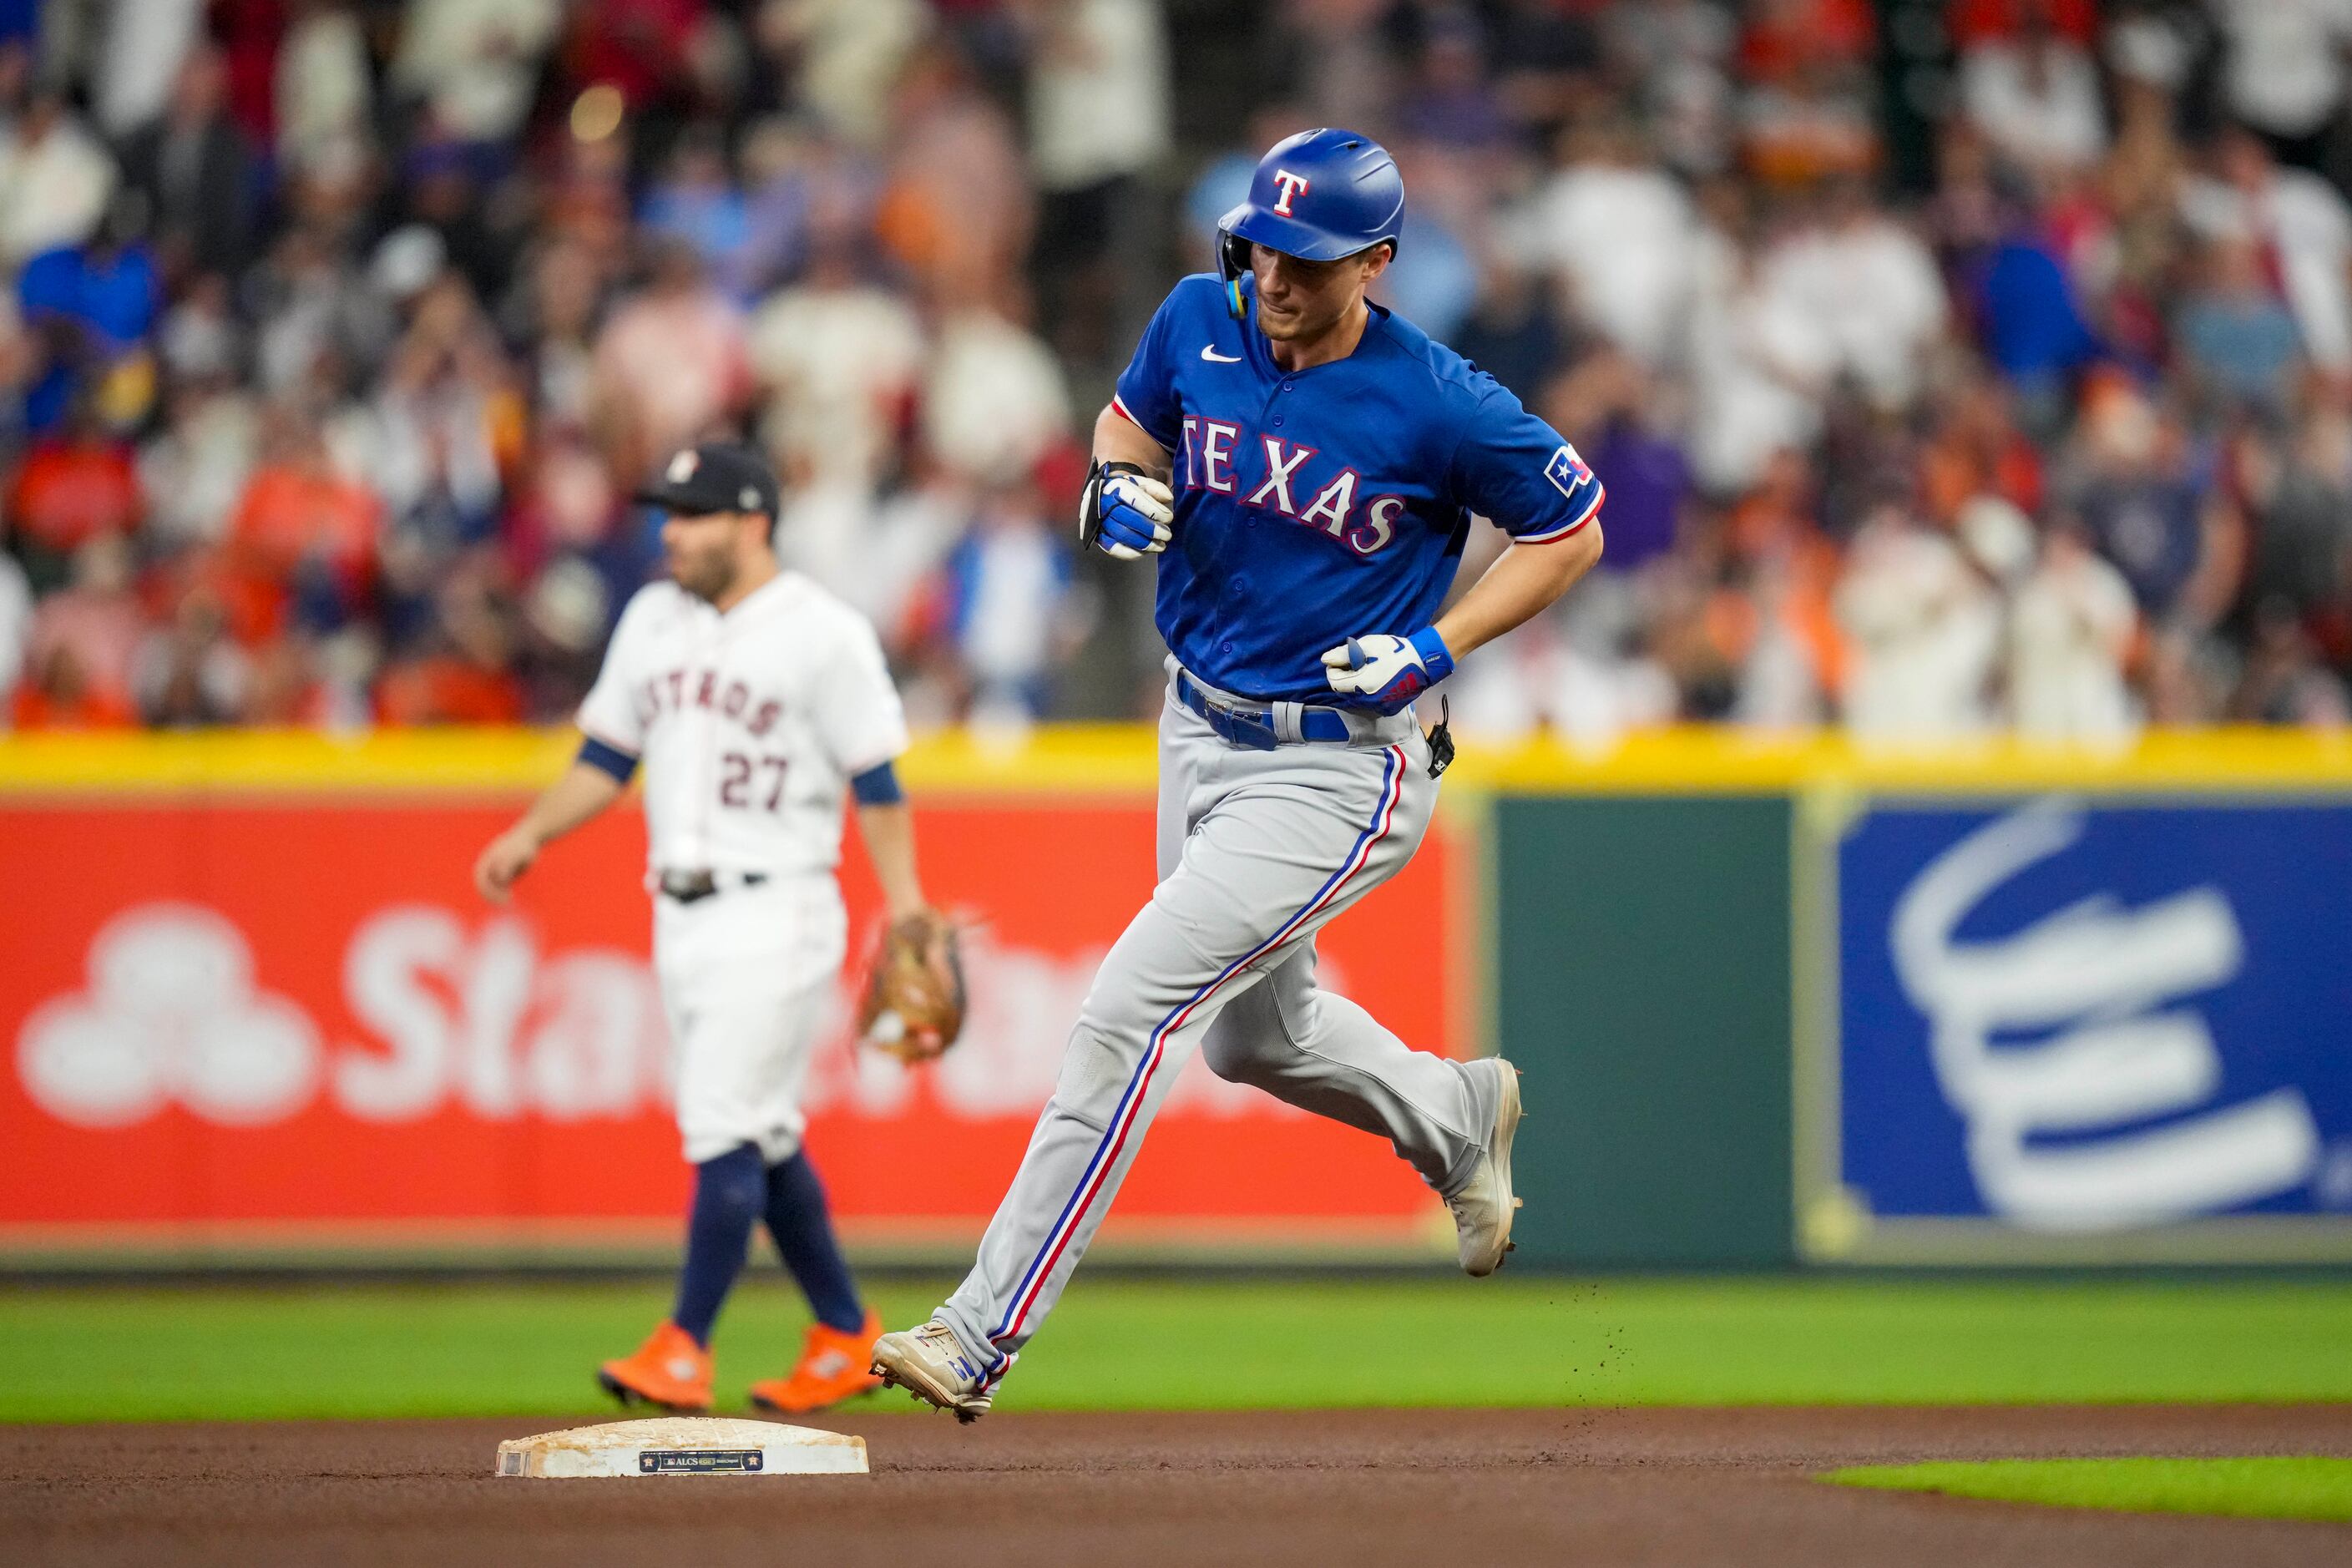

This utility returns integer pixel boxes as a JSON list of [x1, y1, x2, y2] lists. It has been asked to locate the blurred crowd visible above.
[[3, 1, 2352, 742]]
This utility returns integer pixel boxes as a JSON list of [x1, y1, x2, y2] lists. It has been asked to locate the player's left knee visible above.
[[1050, 1024, 1136, 1131]]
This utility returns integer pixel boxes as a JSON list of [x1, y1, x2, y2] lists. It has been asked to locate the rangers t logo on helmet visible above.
[[1214, 129, 1405, 316]]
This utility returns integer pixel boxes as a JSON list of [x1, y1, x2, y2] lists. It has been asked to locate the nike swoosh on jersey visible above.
[[1200, 345, 1242, 362]]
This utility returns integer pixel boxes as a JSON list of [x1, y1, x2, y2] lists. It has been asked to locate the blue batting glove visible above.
[[1078, 462, 1174, 560], [1319, 627, 1454, 714]]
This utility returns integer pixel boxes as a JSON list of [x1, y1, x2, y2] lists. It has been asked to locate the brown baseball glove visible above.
[[856, 908, 968, 1063]]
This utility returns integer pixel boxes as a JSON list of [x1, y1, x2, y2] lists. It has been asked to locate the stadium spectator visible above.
[[116, 44, 255, 286], [0, 538, 29, 717], [0, 80, 115, 268], [2008, 514, 2141, 740], [588, 240, 749, 490], [7, 400, 142, 574], [1957, 1, 2107, 181], [1835, 503, 2003, 741]]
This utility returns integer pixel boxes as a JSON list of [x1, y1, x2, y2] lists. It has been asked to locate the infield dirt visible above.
[[7, 1406, 2349, 1566]]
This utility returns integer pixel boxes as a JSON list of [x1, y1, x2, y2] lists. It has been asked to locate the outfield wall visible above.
[[1487, 731, 2352, 1268], [3, 726, 2349, 1269], [0, 728, 1465, 1267]]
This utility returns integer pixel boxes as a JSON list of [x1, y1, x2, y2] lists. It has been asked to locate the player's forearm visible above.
[[854, 802, 928, 920], [1432, 523, 1604, 659], [1094, 403, 1171, 478], [513, 762, 626, 848]]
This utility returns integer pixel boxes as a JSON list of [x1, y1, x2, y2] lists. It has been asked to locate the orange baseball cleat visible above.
[[747, 1310, 885, 1415], [597, 1321, 714, 1413]]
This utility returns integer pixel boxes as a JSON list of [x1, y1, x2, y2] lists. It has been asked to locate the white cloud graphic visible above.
[[18, 904, 321, 1128]]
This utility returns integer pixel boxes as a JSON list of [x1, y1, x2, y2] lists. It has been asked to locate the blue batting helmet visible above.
[[1216, 128, 1404, 300]]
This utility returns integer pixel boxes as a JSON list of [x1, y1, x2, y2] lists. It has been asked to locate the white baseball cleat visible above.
[[1447, 1058, 1523, 1277], [871, 1321, 994, 1424]]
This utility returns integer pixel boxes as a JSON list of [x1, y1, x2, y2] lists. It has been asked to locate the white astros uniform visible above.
[[576, 572, 909, 1166]]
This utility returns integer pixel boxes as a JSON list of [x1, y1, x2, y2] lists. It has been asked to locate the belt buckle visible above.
[[1212, 706, 1278, 751], [661, 871, 719, 903]]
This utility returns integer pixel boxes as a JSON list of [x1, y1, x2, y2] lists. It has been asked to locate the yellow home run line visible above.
[[0, 726, 2349, 796]]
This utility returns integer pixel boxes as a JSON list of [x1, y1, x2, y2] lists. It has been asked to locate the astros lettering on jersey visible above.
[[578, 572, 908, 880], [1109, 271, 1604, 704]]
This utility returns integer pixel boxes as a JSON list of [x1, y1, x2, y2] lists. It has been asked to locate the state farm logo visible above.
[[18, 905, 321, 1127], [15, 903, 1323, 1130], [16, 901, 665, 1129]]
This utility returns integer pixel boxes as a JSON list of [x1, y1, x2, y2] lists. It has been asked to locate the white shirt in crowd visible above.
[[922, 308, 1072, 487], [1027, 0, 1173, 193], [0, 109, 115, 266], [1960, 37, 2108, 176], [576, 573, 908, 881], [1524, 159, 1697, 367], [1685, 223, 1834, 493], [1835, 513, 2001, 741], [95, 0, 205, 137], [750, 281, 928, 489], [2009, 537, 2140, 741], [392, 0, 561, 145], [2210, 0, 2352, 138], [1763, 213, 1948, 412]]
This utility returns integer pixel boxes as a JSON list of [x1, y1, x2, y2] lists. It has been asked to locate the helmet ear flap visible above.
[[1217, 229, 1252, 284], [1216, 229, 1252, 319]]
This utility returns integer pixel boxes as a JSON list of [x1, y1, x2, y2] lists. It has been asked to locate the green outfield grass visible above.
[[4, 1275, 2352, 1423], [1825, 1457, 2352, 1523]]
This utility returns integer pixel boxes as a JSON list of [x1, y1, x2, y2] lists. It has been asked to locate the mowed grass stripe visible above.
[[1826, 1457, 2352, 1523], [6, 1277, 2352, 1423]]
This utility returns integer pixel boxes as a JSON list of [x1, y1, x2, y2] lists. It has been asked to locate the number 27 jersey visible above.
[[575, 572, 908, 879]]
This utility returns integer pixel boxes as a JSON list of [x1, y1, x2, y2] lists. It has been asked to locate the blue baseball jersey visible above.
[[1112, 272, 1603, 703]]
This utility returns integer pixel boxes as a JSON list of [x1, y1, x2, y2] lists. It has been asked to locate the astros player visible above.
[[474, 440, 934, 1414], [873, 129, 1606, 1419]]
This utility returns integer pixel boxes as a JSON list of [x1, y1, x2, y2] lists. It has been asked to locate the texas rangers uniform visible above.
[[576, 571, 909, 1164], [930, 267, 1605, 1393]]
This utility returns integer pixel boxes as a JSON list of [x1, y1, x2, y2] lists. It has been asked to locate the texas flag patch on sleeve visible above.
[[1544, 444, 1593, 499]]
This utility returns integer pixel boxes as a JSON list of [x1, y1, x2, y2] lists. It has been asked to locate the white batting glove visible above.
[[1319, 628, 1455, 714]]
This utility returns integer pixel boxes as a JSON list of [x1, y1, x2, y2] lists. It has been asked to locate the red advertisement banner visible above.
[[0, 775, 1463, 1257]]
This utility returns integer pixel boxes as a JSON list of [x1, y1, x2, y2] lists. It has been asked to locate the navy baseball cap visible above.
[[633, 441, 780, 519]]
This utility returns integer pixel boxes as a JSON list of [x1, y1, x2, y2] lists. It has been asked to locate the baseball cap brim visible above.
[[630, 481, 728, 514]]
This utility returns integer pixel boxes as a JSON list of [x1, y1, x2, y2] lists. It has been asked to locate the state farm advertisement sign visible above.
[[0, 792, 1461, 1252]]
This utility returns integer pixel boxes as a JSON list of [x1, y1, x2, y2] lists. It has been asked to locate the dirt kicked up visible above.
[[7, 1407, 2349, 1567]]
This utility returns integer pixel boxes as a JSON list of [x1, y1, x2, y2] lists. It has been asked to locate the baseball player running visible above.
[[873, 129, 1606, 1419], [475, 440, 938, 1415]]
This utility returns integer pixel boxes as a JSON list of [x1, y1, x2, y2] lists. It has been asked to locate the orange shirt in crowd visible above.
[[6, 436, 141, 553], [227, 464, 383, 581], [10, 685, 137, 728], [375, 656, 525, 725]]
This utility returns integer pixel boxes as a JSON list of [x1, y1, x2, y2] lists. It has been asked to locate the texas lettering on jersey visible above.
[[1173, 417, 1409, 558], [1111, 272, 1604, 704]]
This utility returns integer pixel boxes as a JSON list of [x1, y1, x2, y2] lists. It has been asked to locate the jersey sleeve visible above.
[[1448, 382, 1606, 543], [809, 611, 911, 778], [574, 591, 652, 756], [1109, 280, 1191, 450]]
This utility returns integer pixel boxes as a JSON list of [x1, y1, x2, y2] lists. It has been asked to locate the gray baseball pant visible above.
[[934, 687, 1504, 1388]]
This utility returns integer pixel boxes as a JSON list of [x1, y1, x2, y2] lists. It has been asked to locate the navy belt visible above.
[[1175, 670, 1355, 750]]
